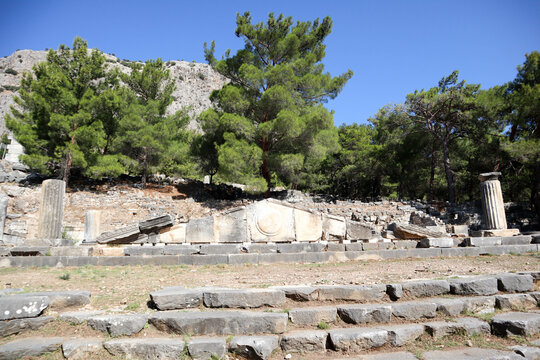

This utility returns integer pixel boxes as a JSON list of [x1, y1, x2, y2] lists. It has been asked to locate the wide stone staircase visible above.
[[1, 271, 540, 359]]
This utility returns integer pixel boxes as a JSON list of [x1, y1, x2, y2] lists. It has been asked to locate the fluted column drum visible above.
[[84, 210, 101, 243], [479, 173, 507, 230], [38, 179, 66, 240]]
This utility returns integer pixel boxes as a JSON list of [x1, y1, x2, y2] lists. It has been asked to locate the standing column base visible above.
[[471, 229, 520, 237]]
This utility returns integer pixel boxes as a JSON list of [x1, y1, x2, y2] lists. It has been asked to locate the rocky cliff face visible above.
[[0, 49, 227, 162]]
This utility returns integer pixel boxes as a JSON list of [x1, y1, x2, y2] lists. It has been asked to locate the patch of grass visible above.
[[125, 302, 140, 311], [251, 284, 271, 288], [464, 310, 497, 322], [59, 272, 70, 281], [317, 321, 330, 330]]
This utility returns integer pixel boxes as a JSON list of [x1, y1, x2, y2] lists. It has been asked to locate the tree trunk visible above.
[[534, 160, 540, 224], [141, 149, 148, 189], [261, 137, 271, 198], [428, 141, 436, 202], [442, 140, 456, 203], [63, 151, 72, 184]]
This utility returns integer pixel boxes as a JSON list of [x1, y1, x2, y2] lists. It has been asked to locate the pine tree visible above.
[[6, 37, 121, 183], [201, 12, 352, 193]]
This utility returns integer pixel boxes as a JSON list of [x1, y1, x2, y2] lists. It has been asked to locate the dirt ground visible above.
[[1, 253, 538, 312]]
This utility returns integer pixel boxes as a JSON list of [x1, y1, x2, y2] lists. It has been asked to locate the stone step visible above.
[[1, 310, 538, 359], [149, 272, 534, 311]]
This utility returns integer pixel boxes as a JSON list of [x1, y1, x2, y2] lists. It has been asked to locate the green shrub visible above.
[[5, 68, 18, 75], [59, 272, 71, 280]]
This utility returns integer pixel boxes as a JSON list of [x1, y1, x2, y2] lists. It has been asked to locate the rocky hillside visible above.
[[0, 49, 227, 161]]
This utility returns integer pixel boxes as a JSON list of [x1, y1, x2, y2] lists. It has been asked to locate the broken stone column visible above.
[[477, 172, 518, 236], [83, 210, 101, 244], [0, 196, 7, 243], [37, 179, 65, 243]]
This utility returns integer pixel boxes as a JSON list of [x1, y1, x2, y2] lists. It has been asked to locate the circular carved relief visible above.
[[255, 207, 282, 236]]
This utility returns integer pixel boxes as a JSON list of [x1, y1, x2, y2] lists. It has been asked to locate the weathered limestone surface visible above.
[[104, 338, 185, 360], [149, 287, 203, 310], [328, 327, 388, 351], [62, 338, 103, 360], [214, 207, 247, 243], [37, 179, 65, 244], [0, 337, 65, 360], [229, 335, 279, 360], [95, 223, 140, 244], [479, 172, 507, 230], [337, 304, 392, 324], [203, 289, 285, 308], [322, 214, 346, 240], [385, 324, 424, 347], [87, 314, 147, 336], [0, 195, 7, 243], [188, 337, 226, 360], [247, 200, 295, 243], [393, 223, 446, 239], [391, 301, 437, 320], [0, 316, 53, 337], [280, 330, 327, 353], [139, 214, 174, 233], [491, 312, 540, 336], [149, 311, 288, 335], [22, 290, 90, 309], [401, 280, 450, 297], [424, 317, 489, 338], [423, 347, 523, 360], [288, 306, 337, 326], [433, 298, 466, 316], [418, 238, 454, 248], [0, 295, 49, 320], [294, 209, 322, 242], [497, 273, 534, 292], [186, 217, 214, 243], [449, 276, 499, 296], [317, 284, 386, 302], [495, 294, 537, 310], [346, 220, 378, 240], [83, 210, 100, 244], [59, 310, 106, 324], [273, 286, 318, 301], [462, 296, 496, 314], [159, 224, 187, 244]]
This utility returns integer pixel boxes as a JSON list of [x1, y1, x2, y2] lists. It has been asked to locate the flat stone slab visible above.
[[496, 294, 537, 310], [418, 238, 454, 248], [149, 287, 203, 310], [401, 279, 450, 297], [317, 284, 386, 302], [449, 276, 499, 296], [385, 323, 424, 346], [104, 338, 185, 360], [497, 273, 534, 292], [272, 286, 318, 301], [87, 313, 148, 336], [229, 335, 279, 360], [423, 347, 523, 360], [0, 295, 49, 320], [187, 337, 226, 360], [491, 312, 540, 336], [21, 290, 91, 309], [96, 223, 140, 244], [139, 214, 174, 233], [433, 298, 466, 316], [203, 289, 285, 308], [149, 310, 288, 335], [462, 296, 496, 314], [501, 235, 532, 245], [59, 310, 106, 324], [280, 330, 327, 353], [337, 304, 392, 324], [463, 237, 502, 247], [8, 246, 50, 256], [288, 306, 337, 326], [424, 317, 489, 338], [0, 315, 53, 337], [393, 223, 446, 239], [328, 327, 388, 352], [391, 301, 437, 320], [62, 338, 103, 360], [0, 337, 65, 359]]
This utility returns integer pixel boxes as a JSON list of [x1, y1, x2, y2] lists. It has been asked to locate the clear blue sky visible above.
[[2, 0, 539, 126]]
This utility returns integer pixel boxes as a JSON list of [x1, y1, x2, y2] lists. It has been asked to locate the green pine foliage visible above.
[[200, 12, 352, 193]]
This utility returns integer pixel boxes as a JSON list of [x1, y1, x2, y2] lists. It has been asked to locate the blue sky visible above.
[[2, 0, 539, 126]]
